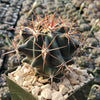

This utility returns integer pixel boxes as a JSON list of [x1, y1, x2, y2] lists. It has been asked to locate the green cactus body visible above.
[[16, 14, 79, 79]]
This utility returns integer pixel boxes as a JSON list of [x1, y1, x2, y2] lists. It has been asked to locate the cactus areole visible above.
[[17, 13, 79, 80]]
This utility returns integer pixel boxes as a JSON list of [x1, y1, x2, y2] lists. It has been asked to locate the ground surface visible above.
[[0, 0, 100, 100]]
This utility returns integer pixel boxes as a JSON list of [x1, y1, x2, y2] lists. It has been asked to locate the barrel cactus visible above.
[[13, 13, 80, 81]]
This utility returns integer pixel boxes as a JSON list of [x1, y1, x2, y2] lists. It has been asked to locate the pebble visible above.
[[73, 85, 80, 90], [52, 91, 65, 100], [41, 84, 51, 90], [78, 75, 86, 82], [64, 94, 68, 100], [38, 95, 46, 100], [69, 78, 80, 85], [41, 88, 52, 99], [0, 58, 3, 70], [95, 57, 100, 66], [23, 81, 31, 87], [14, 75, 24, 86], [31, 86, 41, 98], [8, 57, 94, 100], [59, 84, 69, 95], [61, 78, 71, 87], [94, 30, 100, 42]]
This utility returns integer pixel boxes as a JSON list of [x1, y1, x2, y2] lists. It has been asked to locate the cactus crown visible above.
[[11, 13, 80, 81]]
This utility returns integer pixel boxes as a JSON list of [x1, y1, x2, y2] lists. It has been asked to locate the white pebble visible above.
[[38, 95, 46, 100], [73, 85, 80, 90], [62, 78, 71, 87], [78, 75, 86, 82], [64, 94, 68, 99], [14, 76, 24, 86], [41, 88, 52, 99], [23, 81, 31, 87], [52, 91, 65, 100], [59, 84, 69, 95], [41, 84, 51, 90], [32, 86, 41, 98], [69, 78, 79, 85], [89, 74, 94, 79]]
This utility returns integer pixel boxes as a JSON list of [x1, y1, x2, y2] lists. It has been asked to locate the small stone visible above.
[[74, 68, 83, 75], [79, 24, 90, 31], [15, 66, 22, 72], [52, 91, 65, 100], [73, 85, 80, 90], [23, 86, 30, 92], [78, 75, 86, 82], [95, 57, 100, 66], [82, 70, 89, 77], [85, 38, 98, 47], [38, 77, 48, 83], [23, 81, 31, 87], [64, 94, 68, 99], [89, 74, 94, 79], [80, 83, 84, 87], [41, 88, 52, 99], [0, 58, 3, 70], [34, 82, 43, 87], [8, 73, 14, 79], [59, 84, 69, 95], [24, 75, 34, 82], [32, 77, 38, 85], [52, 82, 59, 91], [31, 86, 41, 98], [14, 76, 24, 86], [41, 84, 51, 90], [69, 78, 79, 85], [62, 78, 71, 87], [38, 95, 46, 100]]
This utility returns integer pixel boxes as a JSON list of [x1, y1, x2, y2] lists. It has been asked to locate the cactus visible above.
[[12, 13, 80, 81]]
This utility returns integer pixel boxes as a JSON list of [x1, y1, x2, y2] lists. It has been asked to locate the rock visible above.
[[64, 94, 68, 100], [92, 48, 100, 57], [80, 82, 84, 87], [41, 88, 52, 99], [80, 70, 88, 77], [38, 95, 46, 100], [23, 81, 31, 87], [88, 74, 94, 79], [0, 58, 3, 70], [77, 56, 90, 67], [34, 82, 43, 87], [74, 68, 83, 75], [85, 38, 98, 47], [38, 77, 48, 83], [78, 75, 86, 82], [95, 57, 100, 66], [31, 86, 41, 98], [73, 85, 80, 90], [67, 71, 79, 85], [52, 82, 59, 91], [79, 24, 91, 31], [14, 75, 24, 86], [69, 78, 79, 85], [88, 3, 96, 9], [0, 86, 11, 100], [41, 84, 51, 90], [61, 78, 71, 87], [94, 30, 100, 42], [59, 84, 69, 95], [52, 91, 65, 100]]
